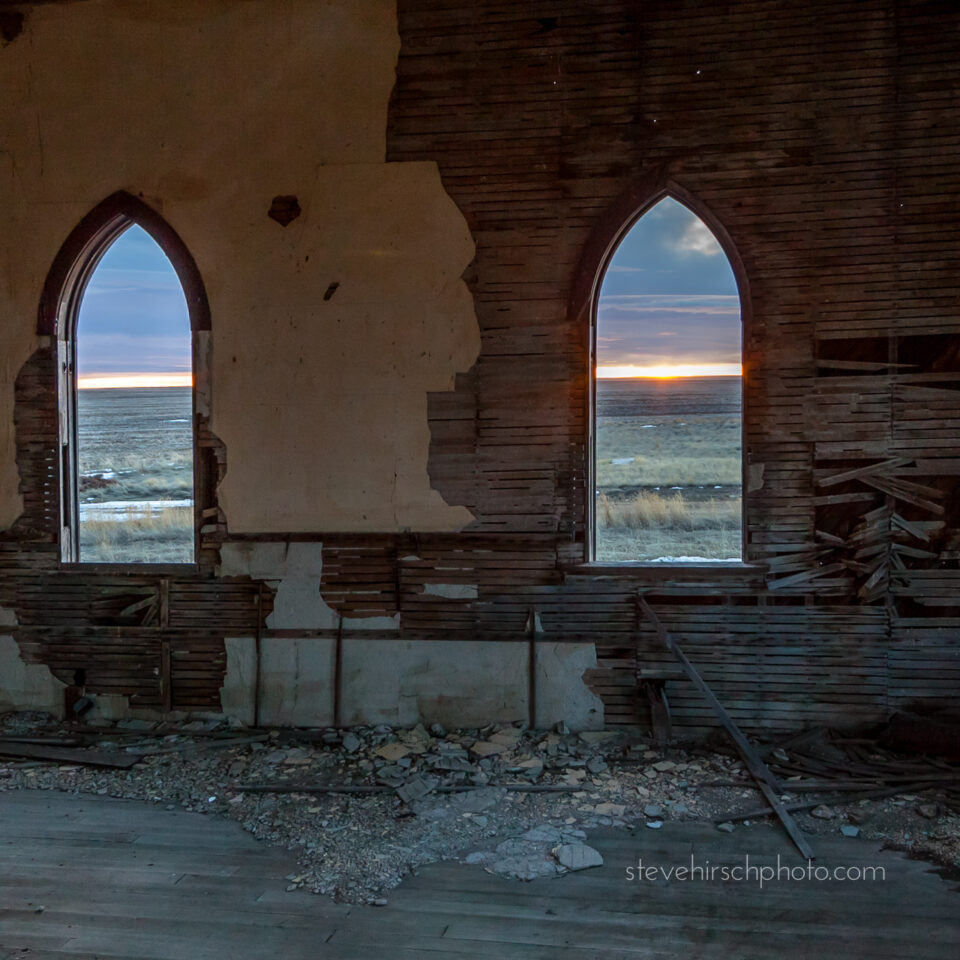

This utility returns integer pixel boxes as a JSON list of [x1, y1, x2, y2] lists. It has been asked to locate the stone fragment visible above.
[[810, 805, 835, 820], [643, 803, 663, 819], [717, 822, 735, 833], [586, 757, 608, 774], [646, 820, 663, 829], [840, 825, 860, 838], [553, 842, 603, 871], [594, 802, 625, 817], [341, 732, 361, 753], [652, 760, 676, 772], [470, 740, 505, 757], [917, 803, 939, 819]]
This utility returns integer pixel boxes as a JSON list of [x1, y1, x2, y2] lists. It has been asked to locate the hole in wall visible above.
[[268, 195, 301, 227]]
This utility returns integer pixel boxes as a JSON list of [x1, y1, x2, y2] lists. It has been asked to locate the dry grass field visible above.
[[595, 379, 742, 561], [76, 387, 194, 563]]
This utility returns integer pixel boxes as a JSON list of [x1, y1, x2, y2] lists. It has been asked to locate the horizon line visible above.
[[78, 373, 193, 390], [597, 363, 741, 379]]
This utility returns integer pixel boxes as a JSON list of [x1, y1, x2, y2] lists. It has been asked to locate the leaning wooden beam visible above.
[[816, 457, 912, 488], [637, 594, 815, 860], [525, 607, 541, 730]]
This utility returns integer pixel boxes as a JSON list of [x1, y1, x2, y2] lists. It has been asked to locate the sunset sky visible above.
[[77, 198, 741, 388], [76, 224, 190, 388], [596, 197, 741, 378]]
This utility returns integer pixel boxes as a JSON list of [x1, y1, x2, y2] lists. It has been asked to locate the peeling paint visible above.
[[0, 634, 66, 717], [340, 639, 604, 730], [0, 0, 480, 535], [535, 643, 605, 731], [219, 541, 398, 630], [220, 637, 256, 727]]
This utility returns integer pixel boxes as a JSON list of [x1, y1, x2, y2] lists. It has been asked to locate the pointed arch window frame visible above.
[[38, 191, 212, 567], [573, 181, 753, 567]]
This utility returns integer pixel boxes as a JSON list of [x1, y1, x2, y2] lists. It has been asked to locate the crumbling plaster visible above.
[[0, 0, 479, 532], [218, 542, 605, 730], [221, 635, 605, 731], [0, 626, 66, 718]]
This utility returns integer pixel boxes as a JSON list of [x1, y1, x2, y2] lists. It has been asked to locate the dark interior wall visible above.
[[2, 0, 959, 731], [389, 0, 960, 727]]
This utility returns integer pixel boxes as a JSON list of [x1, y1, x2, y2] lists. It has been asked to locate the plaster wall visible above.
[[0, 0, 478, 532], [221, 635, 605, 730]]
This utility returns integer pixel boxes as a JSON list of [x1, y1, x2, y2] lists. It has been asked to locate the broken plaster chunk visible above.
[[553, 842, 604, 872], [488, 726, 524, 746], [523, 825, 563, 844], [578, 731, 617, 745], [396, 775, 437, 805], [717, 822, 736, 833], [514, 758, 544, 780], [373, 742, 411, 762], [840, 825, 860, 838], [470, 740, 506, 758]]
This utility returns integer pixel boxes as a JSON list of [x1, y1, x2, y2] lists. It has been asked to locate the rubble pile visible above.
[[0, 711, 957, 902]]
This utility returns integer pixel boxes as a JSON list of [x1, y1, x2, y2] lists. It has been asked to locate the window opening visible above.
[[593, 196, 742, 562], [72, 224, 194, 563]]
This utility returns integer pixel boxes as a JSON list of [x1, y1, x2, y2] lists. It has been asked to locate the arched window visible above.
[[40, 193, 211, 565], [591, 194, 744, 563]]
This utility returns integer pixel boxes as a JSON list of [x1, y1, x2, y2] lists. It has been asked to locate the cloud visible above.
[[673, 218, 723, 256], [596, 294, 741, 368]]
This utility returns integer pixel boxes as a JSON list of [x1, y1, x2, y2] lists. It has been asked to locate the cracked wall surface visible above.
[[0, 0, 479, 532], [220, 635, 604, 730]]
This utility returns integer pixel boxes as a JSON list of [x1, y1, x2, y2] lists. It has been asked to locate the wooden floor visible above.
[[0, 791, 958, 959]]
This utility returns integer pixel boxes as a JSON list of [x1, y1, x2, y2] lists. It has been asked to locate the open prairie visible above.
[[76, 387, 193, 563], [595, 377, 742, 561]]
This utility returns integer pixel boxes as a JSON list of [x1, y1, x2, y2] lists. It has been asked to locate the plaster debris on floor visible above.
[[1, 711, 958, 903]]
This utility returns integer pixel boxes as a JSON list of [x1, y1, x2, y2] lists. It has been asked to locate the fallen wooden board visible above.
[[235, 783, 582, 795], [714, 781, 941, 824], [0, 740, 141, 769], [637, 594, 815, 860]]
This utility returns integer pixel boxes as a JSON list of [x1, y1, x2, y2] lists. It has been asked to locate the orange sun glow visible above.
[[77, 373, 193, 390], [596, 363, 741, 379]]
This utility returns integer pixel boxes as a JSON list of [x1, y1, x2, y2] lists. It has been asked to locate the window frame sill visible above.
[[561, 560, 764, 579], [58, 562, 200, 576]]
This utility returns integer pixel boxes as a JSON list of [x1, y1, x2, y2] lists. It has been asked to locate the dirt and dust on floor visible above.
[[0, 710, 958, 903]]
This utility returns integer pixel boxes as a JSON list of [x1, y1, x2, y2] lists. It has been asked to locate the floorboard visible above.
[[0, 790, 957, 959]]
